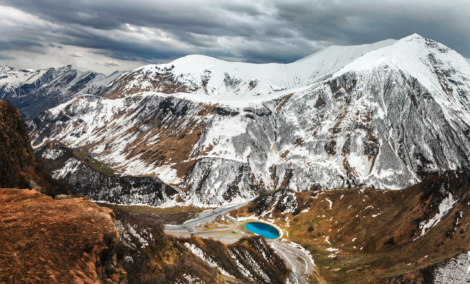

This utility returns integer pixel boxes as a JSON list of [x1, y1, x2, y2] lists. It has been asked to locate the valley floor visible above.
[[163, 203, 321, 284]]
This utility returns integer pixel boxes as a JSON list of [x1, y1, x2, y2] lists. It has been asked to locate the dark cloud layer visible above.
[[0, 0, 468, 70]]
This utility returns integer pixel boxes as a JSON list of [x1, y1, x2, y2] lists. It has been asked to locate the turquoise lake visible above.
[[245, 222, 280, 239]]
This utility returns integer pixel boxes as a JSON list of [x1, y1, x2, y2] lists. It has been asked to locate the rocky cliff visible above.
[[0, 100, 67, 196]]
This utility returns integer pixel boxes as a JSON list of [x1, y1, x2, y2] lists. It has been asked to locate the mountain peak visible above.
[[404, 33, 425, 40]]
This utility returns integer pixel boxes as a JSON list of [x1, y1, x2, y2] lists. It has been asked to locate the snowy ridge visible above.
[[101, 39, 395, 100], [31, 34, 470, 207]]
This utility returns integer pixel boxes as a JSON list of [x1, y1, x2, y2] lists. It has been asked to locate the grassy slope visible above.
[[0, 188, 126, 283], [231, 171, 470, 283]]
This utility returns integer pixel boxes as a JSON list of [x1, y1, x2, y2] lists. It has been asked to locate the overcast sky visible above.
[[0, 0, 468, 74]]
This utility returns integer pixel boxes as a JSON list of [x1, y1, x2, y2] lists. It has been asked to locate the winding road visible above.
[[163, 201, 319, 284], [164, 201, 250, 233]]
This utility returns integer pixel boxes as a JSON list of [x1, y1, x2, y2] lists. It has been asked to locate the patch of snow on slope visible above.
[[287, 242, 316, 266], [184, 243, 235, 278], [41, 148, 64, 160], [326, 198, 333, 210], [434, 251, 470, 284], [180, 274, 202, 284], [228, 250, 253, 278], [417, 192, 458, 239], [127, 224, 149, 248], [51, 158, 81, 179]]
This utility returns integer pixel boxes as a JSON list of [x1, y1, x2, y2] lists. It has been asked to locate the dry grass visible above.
[[231, 171, 470, 283], [0, 188, 126, 284], [101, 203, 206, 225]]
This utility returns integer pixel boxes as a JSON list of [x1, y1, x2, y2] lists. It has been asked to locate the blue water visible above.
[[245, 222, 280, 239]]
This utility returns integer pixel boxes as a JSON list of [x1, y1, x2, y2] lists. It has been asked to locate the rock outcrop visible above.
[[0, 100, 67, 196]]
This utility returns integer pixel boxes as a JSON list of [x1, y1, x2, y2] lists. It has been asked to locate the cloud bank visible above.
[[0, 0, 468, 74]]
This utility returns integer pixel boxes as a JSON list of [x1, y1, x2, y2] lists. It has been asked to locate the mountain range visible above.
[[0, 65, 124, 118], [22, 34, 470, 207], [2, 33, 470, 283]]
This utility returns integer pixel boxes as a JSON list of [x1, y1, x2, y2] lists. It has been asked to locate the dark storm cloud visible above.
[[0, 39, 45, 54], [274, 1, 470, 56], [0, 0, 468, 66], [0, 54, 15, 60]]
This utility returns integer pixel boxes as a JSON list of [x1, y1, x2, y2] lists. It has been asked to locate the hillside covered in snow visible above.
[[30, 34, 470, 207]]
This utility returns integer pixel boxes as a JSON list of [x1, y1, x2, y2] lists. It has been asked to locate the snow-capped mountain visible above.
[[101, 38, 395, 100], [0, 65, 125, 118], [30, 34, 470, 207]]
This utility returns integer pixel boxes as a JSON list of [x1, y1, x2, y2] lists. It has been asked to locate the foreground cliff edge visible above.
[[0, 188, 127, 283]]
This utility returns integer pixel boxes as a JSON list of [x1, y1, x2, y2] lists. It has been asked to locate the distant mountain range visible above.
[[0, 65, 125, 118]]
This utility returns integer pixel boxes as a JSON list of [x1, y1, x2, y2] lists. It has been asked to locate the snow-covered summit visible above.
[[335, 33, 470, 91], [102, 38, 396, 100]]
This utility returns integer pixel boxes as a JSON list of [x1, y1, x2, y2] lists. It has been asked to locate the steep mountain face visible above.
[[29, 34, 470, 206], [35, 141, 179, 206], [0, 100, 67, 196], [0, 65, 124, 118]]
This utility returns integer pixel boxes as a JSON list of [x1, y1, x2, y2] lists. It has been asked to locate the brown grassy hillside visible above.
[[231, 170, 470, 283], [0, 188, 126, 284]]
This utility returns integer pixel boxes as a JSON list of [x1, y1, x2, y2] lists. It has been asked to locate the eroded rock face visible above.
[[0, 188, 127, 284], [35, 142, 179, 206], [29, 35, 470, 206]]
